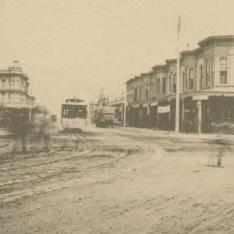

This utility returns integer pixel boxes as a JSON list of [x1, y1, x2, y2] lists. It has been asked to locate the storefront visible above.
[[149, 102, 158, 128], [208, 96, 234, 134], [183, 96, 198, 133], [127, 103, 140, 127], [158, 100, 170, 130]]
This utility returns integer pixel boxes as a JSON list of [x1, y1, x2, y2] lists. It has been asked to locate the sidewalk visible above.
[[119, 126, 234, 141], [0, 128, 12, 138]]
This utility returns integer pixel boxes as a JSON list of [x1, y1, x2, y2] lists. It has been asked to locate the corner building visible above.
[[126, 35, 234, 134]]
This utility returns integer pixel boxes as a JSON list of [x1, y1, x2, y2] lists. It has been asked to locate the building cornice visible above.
[[165, 59, 176, 64], [152, 64, 166, 71], [0, 71, 29, 80], [198, 35, 234, 46]]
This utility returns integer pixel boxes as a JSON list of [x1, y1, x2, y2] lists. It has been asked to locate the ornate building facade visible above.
[[0, 61, 34, 109], [126, 35, 234, 133]]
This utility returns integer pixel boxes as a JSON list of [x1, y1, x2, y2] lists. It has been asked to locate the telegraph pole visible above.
[[175, 15, 181, 133]]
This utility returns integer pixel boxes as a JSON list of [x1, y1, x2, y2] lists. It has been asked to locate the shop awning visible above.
[[131, 103, 139, 108], [143, 103, 149, 107], [150, 102, 158, 107]]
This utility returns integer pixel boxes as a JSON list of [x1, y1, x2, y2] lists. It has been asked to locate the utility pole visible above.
[[175, 15, 181, 133]]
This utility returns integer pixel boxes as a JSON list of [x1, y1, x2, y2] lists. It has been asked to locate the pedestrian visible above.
[[32, 107, 52, 152], [215, 135, 225, 167], [6, 110, 31, 153], [207, 135, 226, 167]]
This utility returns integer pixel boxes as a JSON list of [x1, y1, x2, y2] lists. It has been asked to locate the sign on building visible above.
[[158, 105, 170, 113], [192, 95, 209, 101]]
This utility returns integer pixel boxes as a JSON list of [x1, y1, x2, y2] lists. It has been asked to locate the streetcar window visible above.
[[62, 105, 87, 119]]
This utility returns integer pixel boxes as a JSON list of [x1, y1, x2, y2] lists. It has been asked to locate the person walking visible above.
[[32, 107, 52, 152], [6, 110, 31, 153]]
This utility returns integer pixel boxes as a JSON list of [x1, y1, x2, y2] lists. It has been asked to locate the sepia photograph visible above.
[[1, 0, 234, 233]]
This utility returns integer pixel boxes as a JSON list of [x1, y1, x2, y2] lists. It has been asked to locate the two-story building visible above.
[[0, 61, 34, 109], [0, 61, 35, 129], [126, 35, 234, 134]]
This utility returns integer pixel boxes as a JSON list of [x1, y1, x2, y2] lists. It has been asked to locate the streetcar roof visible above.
[[62, 98, 88, 106], [62, 102, 88, 106]]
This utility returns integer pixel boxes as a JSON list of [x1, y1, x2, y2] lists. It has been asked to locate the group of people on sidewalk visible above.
[[4, 106, 55, 153]]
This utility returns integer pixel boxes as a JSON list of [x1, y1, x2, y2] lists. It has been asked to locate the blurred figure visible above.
[[215, 135, 225, 167], [6, 110, 31, 153], [32, 106, 52, 152], [207, 135, 226, 167]]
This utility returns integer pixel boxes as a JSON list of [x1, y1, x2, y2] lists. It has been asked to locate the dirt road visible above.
[[1, 127, 234, 234]]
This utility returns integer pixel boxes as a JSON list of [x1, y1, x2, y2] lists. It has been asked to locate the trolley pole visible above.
[[175, 15, 181, 133]]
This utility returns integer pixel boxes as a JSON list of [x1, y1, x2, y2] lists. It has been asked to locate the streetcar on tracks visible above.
[[60, 98, 88, 131]]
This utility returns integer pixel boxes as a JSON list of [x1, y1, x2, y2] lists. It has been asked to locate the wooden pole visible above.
[[175, 15, 181, 133]]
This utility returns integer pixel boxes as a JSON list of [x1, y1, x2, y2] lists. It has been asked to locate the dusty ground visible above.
[[1, 127, 234, 234]]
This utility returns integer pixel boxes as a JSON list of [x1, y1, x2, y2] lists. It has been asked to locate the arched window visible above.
[[146, 85, 150, 99], [182, 70, 186, 91], [220, 57, 228, 84], [173, 74, 176, 93], [163, 77, 166, 94], [157, 78, 161, 95], [199, 65, 203, 89], [189, 68, 194, 90]]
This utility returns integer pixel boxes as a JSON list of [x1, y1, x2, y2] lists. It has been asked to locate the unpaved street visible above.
[[1, 127, 234, 234]]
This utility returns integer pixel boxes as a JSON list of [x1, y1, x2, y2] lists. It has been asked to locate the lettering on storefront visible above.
[[192, 95, 208, 101], [158, 105, 170, 113]]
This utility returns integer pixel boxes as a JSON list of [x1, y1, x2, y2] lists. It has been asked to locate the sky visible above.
[[0, 0, 234, 115]]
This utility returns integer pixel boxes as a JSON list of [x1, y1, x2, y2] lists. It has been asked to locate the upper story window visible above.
[[220, 57, 228, 84], [146, 85, 150, 99], [182, 70, 186, 91], [173, 74, 176, 93], [163, 78, 166, 94], [199, 65, 203, 89], [139, 86, 142, 100], [189, 68, 194, 90], [151, 79, 156, 97], [127, 92, 132, 103], [157, 79, 160, 95], [204, 60, 214, 87], [133, 88, 137, 101], [1, 79, 6, 88]]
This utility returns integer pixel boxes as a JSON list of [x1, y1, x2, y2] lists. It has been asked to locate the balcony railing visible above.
[[0, 86, 28, 93], [0, 101, 33, 108]]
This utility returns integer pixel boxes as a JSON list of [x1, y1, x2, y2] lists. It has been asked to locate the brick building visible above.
[[126, 35, 234, 134]]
